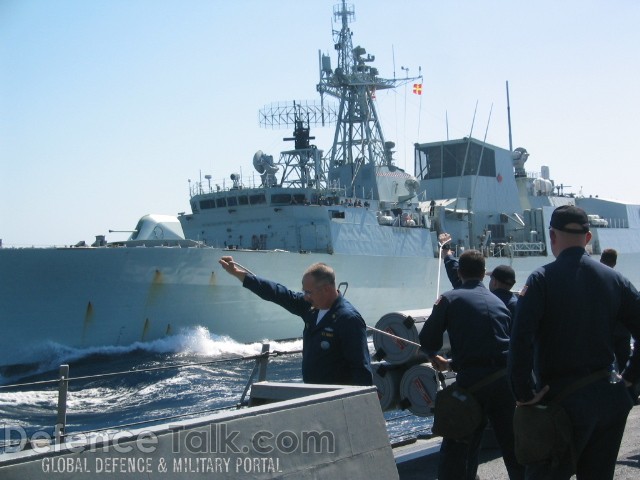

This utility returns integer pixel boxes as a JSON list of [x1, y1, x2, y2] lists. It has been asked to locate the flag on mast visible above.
[[413, 83, 423, 95]]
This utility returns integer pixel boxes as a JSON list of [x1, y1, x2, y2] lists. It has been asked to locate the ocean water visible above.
[[0, 327, 430, 451]]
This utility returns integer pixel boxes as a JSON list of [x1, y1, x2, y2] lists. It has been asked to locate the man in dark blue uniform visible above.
[[488, 265, 518, 318], [600, 248, 638, 404], [508, 205, 640, 479], [442, 241, 518, 317], [420, 249, 524, 480], [600, 249, 632, 371], [219, 256, 373, 386]]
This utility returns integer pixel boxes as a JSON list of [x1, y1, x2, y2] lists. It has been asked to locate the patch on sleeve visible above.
[[519, 285, 528, 296]]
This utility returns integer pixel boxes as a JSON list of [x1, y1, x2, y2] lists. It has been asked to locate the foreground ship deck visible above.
[[0, 382, 398, 479], [2, 359, 639, 479], [396, 404, 640, 479]]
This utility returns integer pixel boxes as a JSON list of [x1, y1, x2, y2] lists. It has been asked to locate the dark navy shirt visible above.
[[242, 274, 373, 386], [444, 254, 518, 318], [419, 279, 511, 387], [508, 247, 640, 402], [443, 254, 462, 289], [492, 288, 518, 319]]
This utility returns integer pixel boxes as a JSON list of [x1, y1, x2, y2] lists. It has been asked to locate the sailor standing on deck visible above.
[[420, 249, 525, 480], [441, 234, 518, 317], [600, 248, 638, 404], [218, 256, 373, 386], [508, 205, 640, 479], [487, 265, 518, 317], [600, 250, 633, 370]]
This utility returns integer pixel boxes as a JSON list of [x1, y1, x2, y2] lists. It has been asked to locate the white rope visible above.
[[231, 261, 255, 277], [366, 325, 420, 347], [435, 233, 451, 300]]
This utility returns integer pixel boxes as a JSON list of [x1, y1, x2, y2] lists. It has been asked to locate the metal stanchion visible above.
[[258, 343, 270, 381], [238, 343, 272, 406], [54, 364, 69, 444]]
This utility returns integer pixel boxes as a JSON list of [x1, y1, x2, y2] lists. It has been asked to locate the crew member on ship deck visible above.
[[441, 233, 518, 318], [218, 256, 373, 386], [508, 205, 640, 479]]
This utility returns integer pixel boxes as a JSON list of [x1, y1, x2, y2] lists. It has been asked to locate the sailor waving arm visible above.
[[219, 256, 310, 317]]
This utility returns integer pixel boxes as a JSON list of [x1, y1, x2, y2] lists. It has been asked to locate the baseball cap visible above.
[[490, 265, 516, 287], [549, 205, 590, 234]]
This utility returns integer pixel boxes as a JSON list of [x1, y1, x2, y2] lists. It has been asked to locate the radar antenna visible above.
[[257, 101, 336, 189], [259, 100, 337, 129], [317, 0, 422, 174]]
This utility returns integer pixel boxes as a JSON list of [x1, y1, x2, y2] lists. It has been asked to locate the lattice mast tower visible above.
[[317, 0, 421, 177]]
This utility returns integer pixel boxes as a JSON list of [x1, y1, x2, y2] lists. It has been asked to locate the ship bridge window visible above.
[[415, 141, 496, 180], [293, 194, 307, 204], [238, 195, 249, 205], [271, 193, 292, 205], [250, 194, 267, 205], [227, 196, 238, 207], [216, 197, 227, 208], [200, 199, 216, 209]]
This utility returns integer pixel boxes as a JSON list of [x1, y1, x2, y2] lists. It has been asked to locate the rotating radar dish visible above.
[[253, 150, 265, 174]]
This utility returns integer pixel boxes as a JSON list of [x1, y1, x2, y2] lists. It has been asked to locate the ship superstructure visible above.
[[181, 0, 434, 259]]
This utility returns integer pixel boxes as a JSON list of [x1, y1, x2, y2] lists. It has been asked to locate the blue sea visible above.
[[0, 327, 429, 452]]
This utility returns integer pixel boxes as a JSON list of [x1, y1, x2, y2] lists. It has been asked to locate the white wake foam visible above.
[[0, 327, 302, 384]]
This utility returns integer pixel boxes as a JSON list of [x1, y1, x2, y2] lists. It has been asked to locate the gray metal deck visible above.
[[395, 404, 640, 479]]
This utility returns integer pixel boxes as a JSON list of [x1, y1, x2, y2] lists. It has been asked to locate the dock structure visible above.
[[395, 404, 640, 479]]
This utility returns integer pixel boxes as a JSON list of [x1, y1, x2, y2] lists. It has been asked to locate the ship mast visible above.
[[317, 1, 420, 176]]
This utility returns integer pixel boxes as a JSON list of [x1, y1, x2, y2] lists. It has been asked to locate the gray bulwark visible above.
[[0, 383, 398, 479]]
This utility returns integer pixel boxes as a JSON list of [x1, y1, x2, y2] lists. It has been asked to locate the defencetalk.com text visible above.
[[41, 456, 282, 474]]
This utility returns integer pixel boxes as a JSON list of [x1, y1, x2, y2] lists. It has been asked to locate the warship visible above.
[[2, 0, 639, 373]]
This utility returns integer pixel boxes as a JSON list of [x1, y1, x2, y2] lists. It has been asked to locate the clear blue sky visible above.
[[2, 0, 639, 246]]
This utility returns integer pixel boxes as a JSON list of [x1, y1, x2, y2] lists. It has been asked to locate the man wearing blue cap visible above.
[[508, 205, 640, 479], [440, 235, 518, 317], [422, 249, 524, 480]]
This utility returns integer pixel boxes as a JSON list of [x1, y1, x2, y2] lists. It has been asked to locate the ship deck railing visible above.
[[492, 241, 546, 257], [0, 340, 427, 454]]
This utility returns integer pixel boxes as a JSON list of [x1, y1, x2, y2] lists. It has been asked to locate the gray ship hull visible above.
[[5, 243, 639, 371], [0, 246, 436, 370]]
